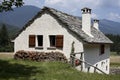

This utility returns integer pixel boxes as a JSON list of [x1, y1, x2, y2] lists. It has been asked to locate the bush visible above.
[[14, 50, 68, 62], [0, 43, 14, 52]]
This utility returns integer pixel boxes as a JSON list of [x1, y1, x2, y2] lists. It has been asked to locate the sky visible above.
[[24, 0, 120, 22]]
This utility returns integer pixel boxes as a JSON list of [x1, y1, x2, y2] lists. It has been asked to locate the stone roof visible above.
[[14, 7, 113, 44]]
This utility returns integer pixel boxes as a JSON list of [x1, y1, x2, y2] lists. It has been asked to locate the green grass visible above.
[[0, 54, 120, 80], [0, 59, 120, 80], [110, 63, 120, 67], [110, 52, 120, 56]]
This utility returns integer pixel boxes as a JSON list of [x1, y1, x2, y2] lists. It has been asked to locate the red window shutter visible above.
[[56, 35, 63, 48], [29, 35, 35, 47]]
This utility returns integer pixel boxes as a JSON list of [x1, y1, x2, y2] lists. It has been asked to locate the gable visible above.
[[14, 11, 84, 54], [15, 13, 62, 39]]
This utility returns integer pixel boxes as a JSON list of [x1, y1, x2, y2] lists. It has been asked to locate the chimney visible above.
[[93, 19, 99, 30], [81, 7, 93, 37]]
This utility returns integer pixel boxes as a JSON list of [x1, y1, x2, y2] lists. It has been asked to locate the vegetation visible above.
[[106, 34, 120, 55], [0, 24, 13, 52], [0, 0, 24, 12], [110, 63, 120, 67], [0, 24, 10, 46], [0, 54, 119, 80]]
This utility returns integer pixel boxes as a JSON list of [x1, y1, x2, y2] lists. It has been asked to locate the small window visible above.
[[94, 64, 98, 72], [87, 67, 90, 72], [101, 62, 104, 67], [49, 36, 56, 47], [100, 44, 105, 55], [37, 35, 43, 46], [106, 65, 108, 71], [49, 35, 63, 48], [29, 35, 35, 47]]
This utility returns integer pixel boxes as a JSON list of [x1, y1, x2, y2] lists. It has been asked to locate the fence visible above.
[[70, 53, 107, 74]]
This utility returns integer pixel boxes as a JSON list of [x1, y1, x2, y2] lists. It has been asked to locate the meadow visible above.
[[0, 53, 120, 80]]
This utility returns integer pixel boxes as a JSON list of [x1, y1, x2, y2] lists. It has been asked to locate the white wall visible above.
[[93, 22, 99, 30], [83, 44, 110, 74], [14, 12, 83, 59], [82, 13, 93, 37]]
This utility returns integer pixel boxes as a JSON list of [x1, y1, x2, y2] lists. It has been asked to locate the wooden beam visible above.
[[71, 55, 107, 74]]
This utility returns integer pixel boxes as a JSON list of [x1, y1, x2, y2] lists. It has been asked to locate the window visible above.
[[100, 44, 105, 55], [37, 35, 43, 46], [50, 36, 56, 47], [49, 35, 63, 48], [29, 35, 35, 47]]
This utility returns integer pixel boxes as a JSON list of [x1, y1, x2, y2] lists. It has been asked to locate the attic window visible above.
[[49, 35, 63, 48], [100, 44, 105, 55]]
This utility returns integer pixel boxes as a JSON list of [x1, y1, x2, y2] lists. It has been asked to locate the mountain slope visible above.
[[0, 5, 40, 27], [78, 17, 120, 35], [0, 6, 120, 35], [99, 19, 120, 35]]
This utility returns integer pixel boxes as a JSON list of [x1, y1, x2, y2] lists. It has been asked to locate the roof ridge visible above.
[[42, 6, 80, 20]]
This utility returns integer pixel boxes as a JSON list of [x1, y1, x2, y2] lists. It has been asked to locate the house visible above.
[[13, 7, 113, 74]]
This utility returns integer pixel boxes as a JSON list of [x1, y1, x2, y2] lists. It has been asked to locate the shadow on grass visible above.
[[0, 60, 44, 80]]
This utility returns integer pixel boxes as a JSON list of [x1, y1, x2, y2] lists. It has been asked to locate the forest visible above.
[[106, 34, 120, 55], [0, 24, 13, 52]]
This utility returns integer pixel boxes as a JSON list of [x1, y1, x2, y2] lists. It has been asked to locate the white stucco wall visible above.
[[83, 44, 110, 74], [14, 12, 83, 59], [93, 22, 99, 30]]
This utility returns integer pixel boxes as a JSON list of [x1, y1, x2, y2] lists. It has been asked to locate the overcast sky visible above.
[[24, 0, 120, 22]]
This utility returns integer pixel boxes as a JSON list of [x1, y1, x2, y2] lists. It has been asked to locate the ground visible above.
[[110, 56, 120, 64], [0, 52, 120, 80], [110, 55, 120, 74]]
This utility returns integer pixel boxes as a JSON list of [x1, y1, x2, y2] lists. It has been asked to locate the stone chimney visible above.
[[81, 7, 93, 37], [93, 19, 99, 30]]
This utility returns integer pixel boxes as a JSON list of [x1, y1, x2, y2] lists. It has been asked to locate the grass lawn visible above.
[[110, 54, 120, 67], [110, 52, 120, 56], [0, 53, 120, 80]]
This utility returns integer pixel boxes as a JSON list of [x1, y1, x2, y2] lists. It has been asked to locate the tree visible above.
[[0, 24, 14, 52], [116, 43, 120, 55], [0, 24, 10, 47], [0, 0, 24, 12], [106, 34, 120, 55]]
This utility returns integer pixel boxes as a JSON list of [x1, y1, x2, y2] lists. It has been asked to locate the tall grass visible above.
[[0, 53, 120, 80], [0, 59, 119, 80]]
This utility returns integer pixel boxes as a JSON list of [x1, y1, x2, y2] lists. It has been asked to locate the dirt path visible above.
[[0, 52, 14, 59], [110, 56, 120, 63]]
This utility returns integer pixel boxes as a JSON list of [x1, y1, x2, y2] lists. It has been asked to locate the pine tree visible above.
[[106, 34, 120, 55], [0, 24, 10, 47]]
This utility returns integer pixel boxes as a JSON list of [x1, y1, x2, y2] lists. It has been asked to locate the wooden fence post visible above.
[[70, 53, 75, 67]]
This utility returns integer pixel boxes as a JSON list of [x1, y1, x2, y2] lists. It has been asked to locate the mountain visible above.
[[0, 5, 40, 28], [99, 19, 120, 35], [0, 6, 120, 35], [78, 17, 120, 35]]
